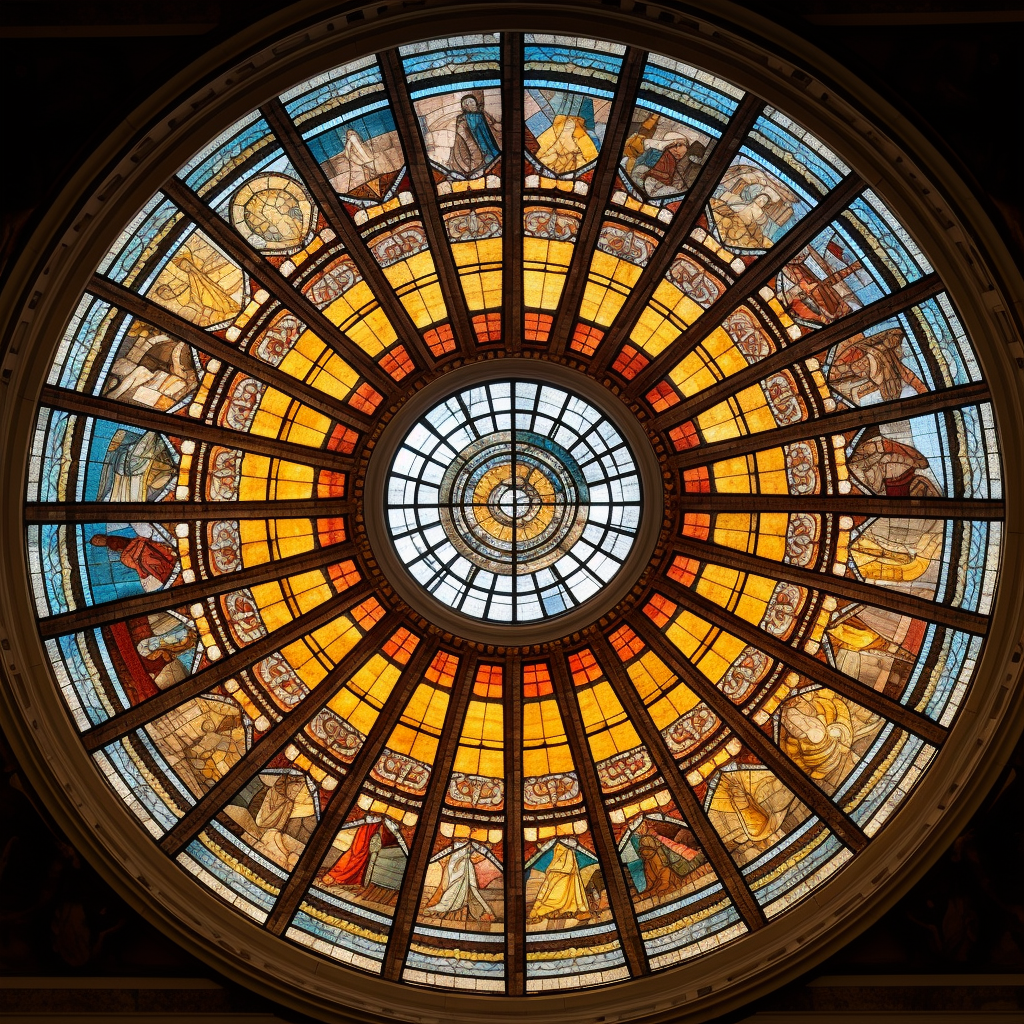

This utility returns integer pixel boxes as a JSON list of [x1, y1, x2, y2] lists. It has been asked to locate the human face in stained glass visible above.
[[386, 381, 642, 622]]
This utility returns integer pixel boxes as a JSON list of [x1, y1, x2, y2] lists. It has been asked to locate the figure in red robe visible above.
[[91, 532, 176, 586], [321, 820, 401, 888]]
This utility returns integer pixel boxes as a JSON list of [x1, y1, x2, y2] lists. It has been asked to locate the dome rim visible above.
[[0, 5, 1022, 1024]]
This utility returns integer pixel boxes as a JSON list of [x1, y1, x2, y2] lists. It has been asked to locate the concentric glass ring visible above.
[[385, 380, 642, 622]]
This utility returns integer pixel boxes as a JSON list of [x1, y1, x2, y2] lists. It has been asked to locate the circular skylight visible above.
[[385, 380, 641, 623]]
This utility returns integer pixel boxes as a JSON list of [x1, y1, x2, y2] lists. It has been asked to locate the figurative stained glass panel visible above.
[[21, 30, 1003, 1002]]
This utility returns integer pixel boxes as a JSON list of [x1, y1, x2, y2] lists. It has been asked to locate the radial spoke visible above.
[[379, 49, 476, 357], [82, 580, 374, 750], [39, 540, 357, 639], [161, 176, 398, 398], [26, 498, 355, 523], [548, 654, 648, 975], [588, 93, 765, 376], [548, 47, 648, 356], [502, 32, 525, 355], [672, 535, 988, 635], [40, 384, 355, 476], [628, 612, 868, 853], [381, 653, 477, 979], [259, 98, 436, 372], [503, 653, 525, 995], [264, 637, 443, 935], [627, 173, 865, 396], [654, 575, 948, 746], [160, 612, 403, 857], [87, 275, 372, 432], [653, 273, 944, 431], [673, 492, 1003, 520], [589, 630, 767, 931], [668, 380, 990, 471]]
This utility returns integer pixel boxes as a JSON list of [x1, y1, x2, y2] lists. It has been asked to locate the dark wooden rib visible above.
[[669, 381, 991, 471], [381, 653, 477, 979], [502, 32, 525, 355], [264, 637, 442, 935], [588, 94, 765, 376], [627, 173, 865, 397], [548, 47, 648, 356], [628, 613, 868, 853], [672, 535, 988, 635], [82, 580, 373, 750], [40, 540, 357, 639], [87, 274, 371, 433], [26, 499, 355, 523], [503, 654, 525, 995], [379, 49, 476, 357], [40, 384, 354, 476], [161, 176, 396, 398], [548, 654, 648, 976], [260, 99, 435, 371], [653, 273, 944, 431], [675, 493, 1003, 520], [160, 612, 402, 857], [589, 631, 766, 931], [652, 575, 947, 746]]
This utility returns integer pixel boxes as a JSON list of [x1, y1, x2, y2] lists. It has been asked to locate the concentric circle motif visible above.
[[386, 381, 641, 622], [9, 25, 1012, 1018], [230, 173, 314, 253]]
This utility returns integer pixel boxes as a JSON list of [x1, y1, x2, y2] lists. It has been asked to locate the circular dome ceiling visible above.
[[2, 10, 1023, 1024]]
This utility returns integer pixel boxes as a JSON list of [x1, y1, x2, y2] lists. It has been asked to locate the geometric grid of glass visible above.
[[21, 29, 1003, 1001], [386, 381, 641, 622]]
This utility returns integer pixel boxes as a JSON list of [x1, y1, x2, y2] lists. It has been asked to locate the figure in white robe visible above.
[[425, 842, 493, 919]]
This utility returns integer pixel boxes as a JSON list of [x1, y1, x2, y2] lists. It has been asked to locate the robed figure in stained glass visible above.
[[423, 842, 496, 920], [322, 818, 406, 892], [528, 841, 591, 921], [450, 95, 501, 178], [90, 532, 177, 589]]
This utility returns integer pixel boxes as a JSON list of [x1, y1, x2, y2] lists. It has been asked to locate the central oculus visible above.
[[385, 380, 643, 623]]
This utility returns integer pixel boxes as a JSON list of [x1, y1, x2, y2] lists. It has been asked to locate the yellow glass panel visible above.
[[247, 570, 333, 633], [712, 512, 789, 562], [669, 328, 746, 396], [452, 698, 504, 778], [327, 654, 403, 737], [278, 613, 360, 687], [382, 252, 448, 328], [523, 237, 573, 310], [626, 650, 678, 704], [709, 450, 790, 495], [386, 681, 450, 764], [451, 238, 503, 311], [278, 330, 359, 399], [630, 279, 703, 355], [522, 696, 574, 777], [248, 388, 330, 448], [323, 280, 398, 357], [648, 681, 701, 730], [577, 251, 643, 327]]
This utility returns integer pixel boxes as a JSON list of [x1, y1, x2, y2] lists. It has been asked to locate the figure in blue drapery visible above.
[[451, 94, 501, 178]]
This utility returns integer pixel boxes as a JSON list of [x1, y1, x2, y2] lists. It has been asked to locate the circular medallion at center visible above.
[[384, 380, 643, 624]]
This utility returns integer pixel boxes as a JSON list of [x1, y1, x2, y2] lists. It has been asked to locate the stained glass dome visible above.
[[2, 15, 1020, 1024]]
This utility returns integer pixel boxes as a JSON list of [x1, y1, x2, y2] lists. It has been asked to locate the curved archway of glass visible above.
[[20, 29, 1003, 1003], [386, 380, 642, 623]]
